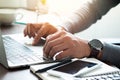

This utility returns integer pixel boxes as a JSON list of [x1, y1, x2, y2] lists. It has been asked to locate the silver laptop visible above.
[[0, 28, 53, 69]]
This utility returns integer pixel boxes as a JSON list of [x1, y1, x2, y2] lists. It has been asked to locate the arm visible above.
[[24, 0, 119, 45], [60, 0, 119, 33], [43, 0, 120, 60], [43, 29, 120, 68], [100, 43, 120, 68]]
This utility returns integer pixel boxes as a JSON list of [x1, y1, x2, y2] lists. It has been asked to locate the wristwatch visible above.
[[88, 39, 103, 58]]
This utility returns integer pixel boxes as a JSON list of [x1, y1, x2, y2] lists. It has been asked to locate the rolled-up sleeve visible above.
[[60, 0, 119, 33]]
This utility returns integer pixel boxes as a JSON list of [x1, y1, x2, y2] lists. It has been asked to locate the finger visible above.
[[43, 36, 63, 58], [33, 23, 43, 31], [46, 31, 62, 43], [24, 24, 30, 37], [23, 27, 27, 37], [29, 24, 36, 38], [24, 23, 43, 38], [32, 26, 48, 45], [56, 49, 73, 60], [30, 23, 43, 38], [44, 31, 63, 52], [49, 43, 68, 58], [28, 25, 33, 38], [26, 24, 32, 38], [28, 24, 31, 35]]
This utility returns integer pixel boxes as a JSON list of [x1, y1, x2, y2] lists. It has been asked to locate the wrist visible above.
[[56, 25, 72, 33], [79, 39, 91, 58], [85, 42, 91, 57], [97, 50, 103, 59], [88, 39, 103, 58], [56, 25, 67, 31]]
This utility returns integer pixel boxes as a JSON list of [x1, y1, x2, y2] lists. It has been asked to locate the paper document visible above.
[[30, 58, 119, 80]]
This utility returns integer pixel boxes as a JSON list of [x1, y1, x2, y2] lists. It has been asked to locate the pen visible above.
[[35, 57, 72, 73], [31, 57, 72, 65], [14, 22, 27, 25]]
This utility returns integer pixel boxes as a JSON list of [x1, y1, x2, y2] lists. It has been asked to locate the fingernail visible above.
[[43, 53, 47, 58]]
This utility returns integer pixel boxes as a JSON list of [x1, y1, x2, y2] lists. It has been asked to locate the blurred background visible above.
[[0, 0, 120, 39]]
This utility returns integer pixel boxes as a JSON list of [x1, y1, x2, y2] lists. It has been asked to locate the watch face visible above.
[[89, 39, 103, 50]]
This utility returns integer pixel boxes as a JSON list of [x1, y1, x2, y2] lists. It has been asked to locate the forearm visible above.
[[60, 0, 118, 33]]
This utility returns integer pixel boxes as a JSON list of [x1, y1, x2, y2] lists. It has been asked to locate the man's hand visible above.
[[43, 30, 91, 60], [24, 22, 61, 45]]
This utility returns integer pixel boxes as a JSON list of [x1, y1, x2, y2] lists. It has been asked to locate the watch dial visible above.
[[90, 39, 103, 50]]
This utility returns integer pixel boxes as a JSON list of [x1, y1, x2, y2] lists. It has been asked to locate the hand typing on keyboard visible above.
[[43, 56, 53, 61]]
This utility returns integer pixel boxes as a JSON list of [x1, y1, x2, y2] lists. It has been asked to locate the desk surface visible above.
[[0, 24, 41, 80]]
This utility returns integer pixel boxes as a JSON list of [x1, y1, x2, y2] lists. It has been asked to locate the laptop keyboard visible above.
[[3, 36, 44, 64]]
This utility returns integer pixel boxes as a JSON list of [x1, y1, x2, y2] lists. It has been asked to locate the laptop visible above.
[[0, 28, 54, 69]]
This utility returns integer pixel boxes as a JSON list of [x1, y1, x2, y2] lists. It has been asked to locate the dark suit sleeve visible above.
[[101, 43, 120, 68]]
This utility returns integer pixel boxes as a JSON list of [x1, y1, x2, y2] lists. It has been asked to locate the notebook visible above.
[[30, 58, 120, 80], [77, 70, 120, 80], [0, 28, 54, 69], [57, 70, 120, 80]]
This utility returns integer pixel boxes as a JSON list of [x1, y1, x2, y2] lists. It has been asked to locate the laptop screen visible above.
[[0, 28, 9, 68]]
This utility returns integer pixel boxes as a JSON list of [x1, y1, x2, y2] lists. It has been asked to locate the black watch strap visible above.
[[88, 47, 99, 58]]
